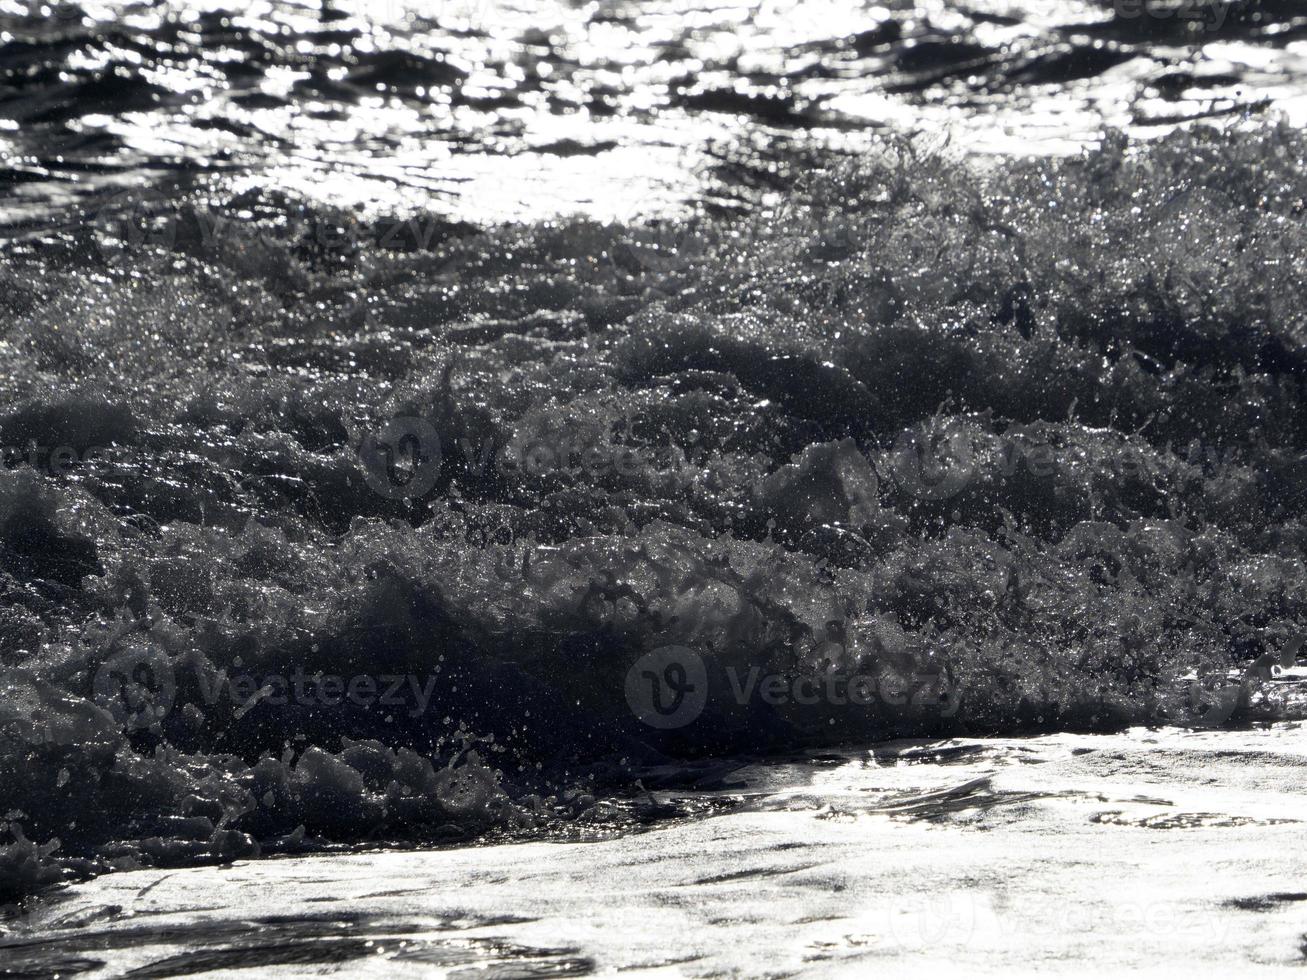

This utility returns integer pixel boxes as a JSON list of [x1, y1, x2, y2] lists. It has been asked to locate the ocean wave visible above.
[[2, 124, 1307, 902]]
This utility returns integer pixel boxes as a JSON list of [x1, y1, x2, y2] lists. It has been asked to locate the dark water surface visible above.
[[2, 0, 1307, 226]]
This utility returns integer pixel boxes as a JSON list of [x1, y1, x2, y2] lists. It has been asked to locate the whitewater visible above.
[[3, 0, 1307, 973]]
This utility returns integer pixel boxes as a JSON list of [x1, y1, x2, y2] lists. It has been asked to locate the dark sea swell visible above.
[[2, 0, 1307, 906]]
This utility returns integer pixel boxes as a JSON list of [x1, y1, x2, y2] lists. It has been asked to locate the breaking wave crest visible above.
[[2, 124, 1307, 901]]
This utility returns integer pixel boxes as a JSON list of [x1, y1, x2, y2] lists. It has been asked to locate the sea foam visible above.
[[1, 125, 1305, 901]]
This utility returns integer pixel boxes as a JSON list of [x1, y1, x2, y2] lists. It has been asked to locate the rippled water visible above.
[[4, 0, 1307, 226], [8, 723, 1307, 975]]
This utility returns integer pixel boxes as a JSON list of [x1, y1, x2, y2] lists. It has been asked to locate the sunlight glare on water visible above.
[[3, 0, 1307, 225]]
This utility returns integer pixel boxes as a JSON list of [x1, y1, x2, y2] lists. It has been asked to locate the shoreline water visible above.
[[6, 721, 1307, 976]]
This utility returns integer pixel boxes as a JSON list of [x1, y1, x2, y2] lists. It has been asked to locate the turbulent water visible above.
[[2, 0, 1307, 908]]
